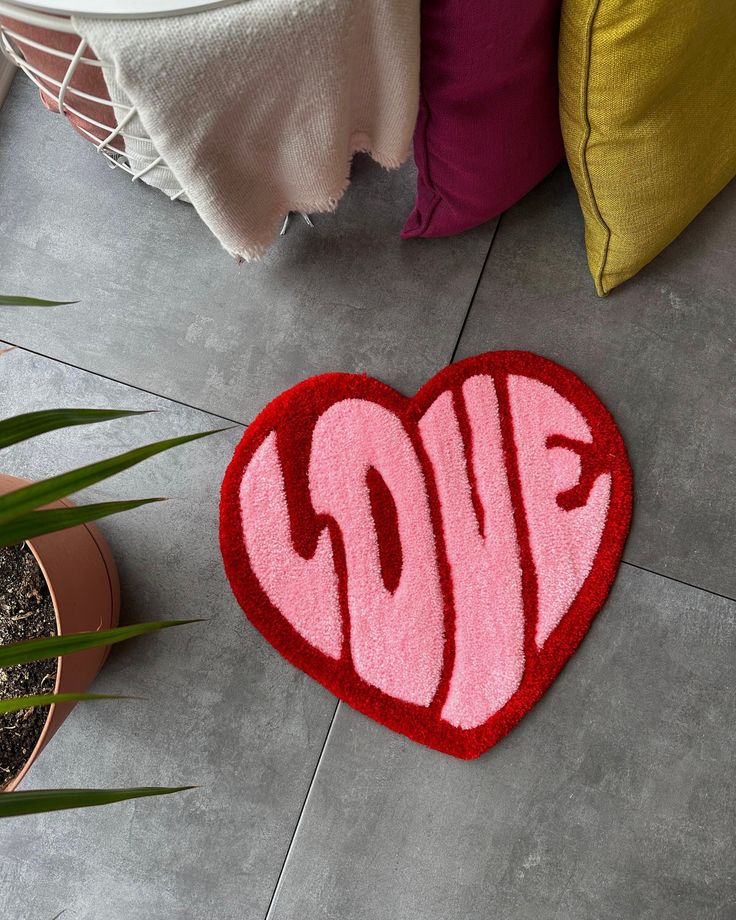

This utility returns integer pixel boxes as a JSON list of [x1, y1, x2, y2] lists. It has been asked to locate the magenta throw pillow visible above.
[[402, 0, 565, 239]]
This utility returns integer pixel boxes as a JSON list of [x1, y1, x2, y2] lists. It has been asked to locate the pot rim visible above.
[[0, 473, 117, 792]]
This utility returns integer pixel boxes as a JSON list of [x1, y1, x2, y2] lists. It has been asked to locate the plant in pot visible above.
[[0, 295, 224, 816]]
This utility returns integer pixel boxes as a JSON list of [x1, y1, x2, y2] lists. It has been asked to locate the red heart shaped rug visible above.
[[220, 352, 632, 758]]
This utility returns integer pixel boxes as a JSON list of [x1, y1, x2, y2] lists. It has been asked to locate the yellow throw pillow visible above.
[[559, 0, 736, 295]]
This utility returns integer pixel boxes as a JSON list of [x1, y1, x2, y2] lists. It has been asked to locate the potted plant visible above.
[[0, 294, 223, 816]]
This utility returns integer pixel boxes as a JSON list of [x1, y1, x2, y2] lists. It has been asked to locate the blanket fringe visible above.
[[228, 132, 410, 263]]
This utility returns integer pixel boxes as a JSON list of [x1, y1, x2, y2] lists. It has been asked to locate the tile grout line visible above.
[[4, 316, 734, 608], [439, 215, 736, 609], [5, 294, 734, 608], [1, 218, 503, 433], [448, 214, 503, 366], [258, 561, 731, 920], [0, 339, 247, 428], [5, 265, 733, 568], [263, 700, 341, 920], [4, 358, 728, 597], [621, 560, 735, 604]]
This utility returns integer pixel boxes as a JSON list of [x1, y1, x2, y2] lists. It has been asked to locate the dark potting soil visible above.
[[0, 543, 57, 789]]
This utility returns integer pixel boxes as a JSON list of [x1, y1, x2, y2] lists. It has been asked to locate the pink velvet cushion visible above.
[[402, 0, 565, 239]]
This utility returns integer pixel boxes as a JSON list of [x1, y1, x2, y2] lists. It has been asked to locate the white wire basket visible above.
[[1, 0, 314, 236], [0, 0, 188, 199]]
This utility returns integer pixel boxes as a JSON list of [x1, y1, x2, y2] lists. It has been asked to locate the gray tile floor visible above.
[[0, 74, 734, 919]]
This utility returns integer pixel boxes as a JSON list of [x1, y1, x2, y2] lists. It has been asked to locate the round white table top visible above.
[[5, 0, 241, 17]]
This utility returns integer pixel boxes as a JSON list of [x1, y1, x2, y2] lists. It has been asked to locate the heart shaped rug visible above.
[[220, 352, 632, 758]]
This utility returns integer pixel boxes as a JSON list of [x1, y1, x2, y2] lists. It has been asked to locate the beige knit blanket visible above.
[[74, 0, 420, 261]]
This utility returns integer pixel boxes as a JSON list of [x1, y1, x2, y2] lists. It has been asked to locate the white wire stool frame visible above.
[[0, 0, 314, 233], [0, 0, 190, 199]]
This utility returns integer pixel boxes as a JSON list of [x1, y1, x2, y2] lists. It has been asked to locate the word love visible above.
[[220, 352, 631, 758]]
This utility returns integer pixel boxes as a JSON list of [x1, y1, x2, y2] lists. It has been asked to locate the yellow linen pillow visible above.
[[559, 0, 736, 295]]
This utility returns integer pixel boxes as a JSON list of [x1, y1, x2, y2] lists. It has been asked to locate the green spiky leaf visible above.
[[0, 693, 128, 716], [0, 296, 77, 307], [0, 408, 150, 451], [0, 619, 201, 669], [0, 498, 166, 547], [0, 786, 194, 818], [0, 428, 227, 524]]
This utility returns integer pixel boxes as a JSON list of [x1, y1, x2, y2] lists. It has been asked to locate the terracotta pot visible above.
[[0, 473, 120, 791]]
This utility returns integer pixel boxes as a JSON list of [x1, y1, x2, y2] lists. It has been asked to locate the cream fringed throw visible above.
[[74, 1, 420, 261]]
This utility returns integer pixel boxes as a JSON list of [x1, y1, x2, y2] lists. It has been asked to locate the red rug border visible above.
[[219, 351, 633, 759]]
